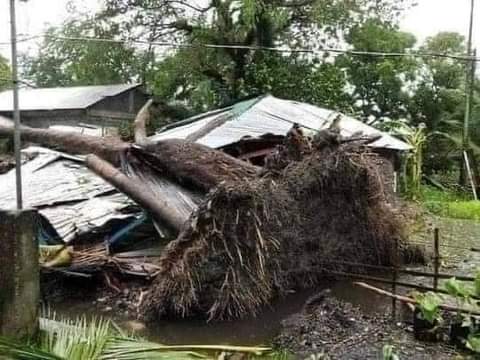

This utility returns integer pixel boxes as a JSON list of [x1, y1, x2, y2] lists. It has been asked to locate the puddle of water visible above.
[[143, 289, 318, 345], [51, 280, 396, 346]]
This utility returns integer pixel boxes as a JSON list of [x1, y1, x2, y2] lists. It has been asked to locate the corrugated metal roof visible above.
[[0, 147, 136, 243], [0, 84, 140, 112], [150, 95, 411, 151], [0, 145, 200, 243]]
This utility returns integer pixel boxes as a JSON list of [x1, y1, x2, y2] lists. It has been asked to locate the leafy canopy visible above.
[[22, 18, 141, 87]]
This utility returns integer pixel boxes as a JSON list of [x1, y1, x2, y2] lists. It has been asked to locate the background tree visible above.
[[0, 55, 11, 91], [408, 32, 480, 176], [22, 18, 142, 87], [336, 19, 417, 124], [101, 0, 414, 110], [20, 0, 417, 118]]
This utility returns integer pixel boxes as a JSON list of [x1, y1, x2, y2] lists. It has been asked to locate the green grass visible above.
[[422, 186, 480, 221]]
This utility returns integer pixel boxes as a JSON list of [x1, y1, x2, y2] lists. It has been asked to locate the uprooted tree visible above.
[[0, 109, 416, 321]]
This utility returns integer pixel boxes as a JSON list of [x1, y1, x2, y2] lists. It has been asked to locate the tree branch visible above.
[[85, 154, 187, 231], [134, 99, 153, 146]]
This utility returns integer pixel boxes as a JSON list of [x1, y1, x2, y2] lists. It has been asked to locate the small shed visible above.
[[151, 95, 411, 194], [0, 84, 149, 133]]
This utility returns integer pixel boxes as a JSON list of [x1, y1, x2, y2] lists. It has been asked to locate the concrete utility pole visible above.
[[9, 0, 23, 209], [1, 0, 38, 339]]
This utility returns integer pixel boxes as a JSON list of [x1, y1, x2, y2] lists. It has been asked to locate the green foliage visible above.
[[467, 333, 480, 353], [0, 55, 11, 91], [382, 344, 400, 360], [444, 202, 480, 221], [421, 186, 480, 220], [444, 278, 472, 300], [118, 121, 135, 142], [389, 123, 427, 199], [99, 0, 414, 112], [22, 19, 141, 87], [474, 270, 480, 298], [409, 32, 480, 175], [413, 292, 443, 324], [244, 53, 349, 111], [337, 19, 417, 124]]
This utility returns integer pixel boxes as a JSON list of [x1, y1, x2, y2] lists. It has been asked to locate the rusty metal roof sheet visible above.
[[150, 95, 411, 151], [0, 84, 140, 112], [0, 147, 135, 243], [0, 145, 200, 243]]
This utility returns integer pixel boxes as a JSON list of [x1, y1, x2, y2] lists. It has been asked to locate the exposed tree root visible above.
[[143, 137, 414, 321]]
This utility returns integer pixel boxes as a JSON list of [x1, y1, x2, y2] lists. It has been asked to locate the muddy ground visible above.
[[274, 291, 460, 359], [273, 215, 480, 359]]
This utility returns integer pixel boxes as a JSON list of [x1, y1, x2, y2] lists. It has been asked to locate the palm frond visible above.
[[1, 315, 271, 360], [101, 338, 271, 360], [0, 338, 64, 360], [40, 316, 112, 360], [101, 338, 206, 360], [431, 131, 480, 155]]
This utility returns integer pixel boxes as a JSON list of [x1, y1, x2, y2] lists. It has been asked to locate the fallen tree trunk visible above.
[[0, 121, 258, 230], [86, 154, 188, 231], [0, 121, 128, 165], [130, 141, 259, 192], [0, 122, 258, 192]]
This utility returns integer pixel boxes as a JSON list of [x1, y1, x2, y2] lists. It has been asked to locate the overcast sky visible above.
[[0, 0, 479, 60]]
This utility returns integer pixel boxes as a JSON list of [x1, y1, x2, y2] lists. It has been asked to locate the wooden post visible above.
[[391, 237, 398, 320], [433, 228, 440, 291], [464, 151, 478, 200], [0, 210, 39, 339]]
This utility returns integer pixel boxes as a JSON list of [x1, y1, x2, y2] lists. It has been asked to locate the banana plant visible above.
[[392, 122, 428, 200]]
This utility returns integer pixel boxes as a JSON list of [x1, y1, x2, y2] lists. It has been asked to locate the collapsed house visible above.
[[0, 95, 414, 321], [151, 95, 410, 194]]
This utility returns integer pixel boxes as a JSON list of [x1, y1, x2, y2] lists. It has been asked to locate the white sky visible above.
[[0, 0, 479, 60]]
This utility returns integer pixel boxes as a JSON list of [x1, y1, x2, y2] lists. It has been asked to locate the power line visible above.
[[1, 32, 479, 62], [0, 35, 42, 46], [0, 78, 37, 88], [45, 34, 479, 62]]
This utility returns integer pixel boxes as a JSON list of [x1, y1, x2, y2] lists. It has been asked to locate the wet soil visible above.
[[412, 216, 480, 272], [274, 291, 459, 359]]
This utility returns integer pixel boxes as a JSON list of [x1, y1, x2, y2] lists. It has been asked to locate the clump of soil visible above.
[[143, 132, 421, 321], [274, 291, 458, 359]]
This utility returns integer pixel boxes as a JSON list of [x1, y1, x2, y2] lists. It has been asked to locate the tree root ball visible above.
[[142, 141, 419, 321]]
